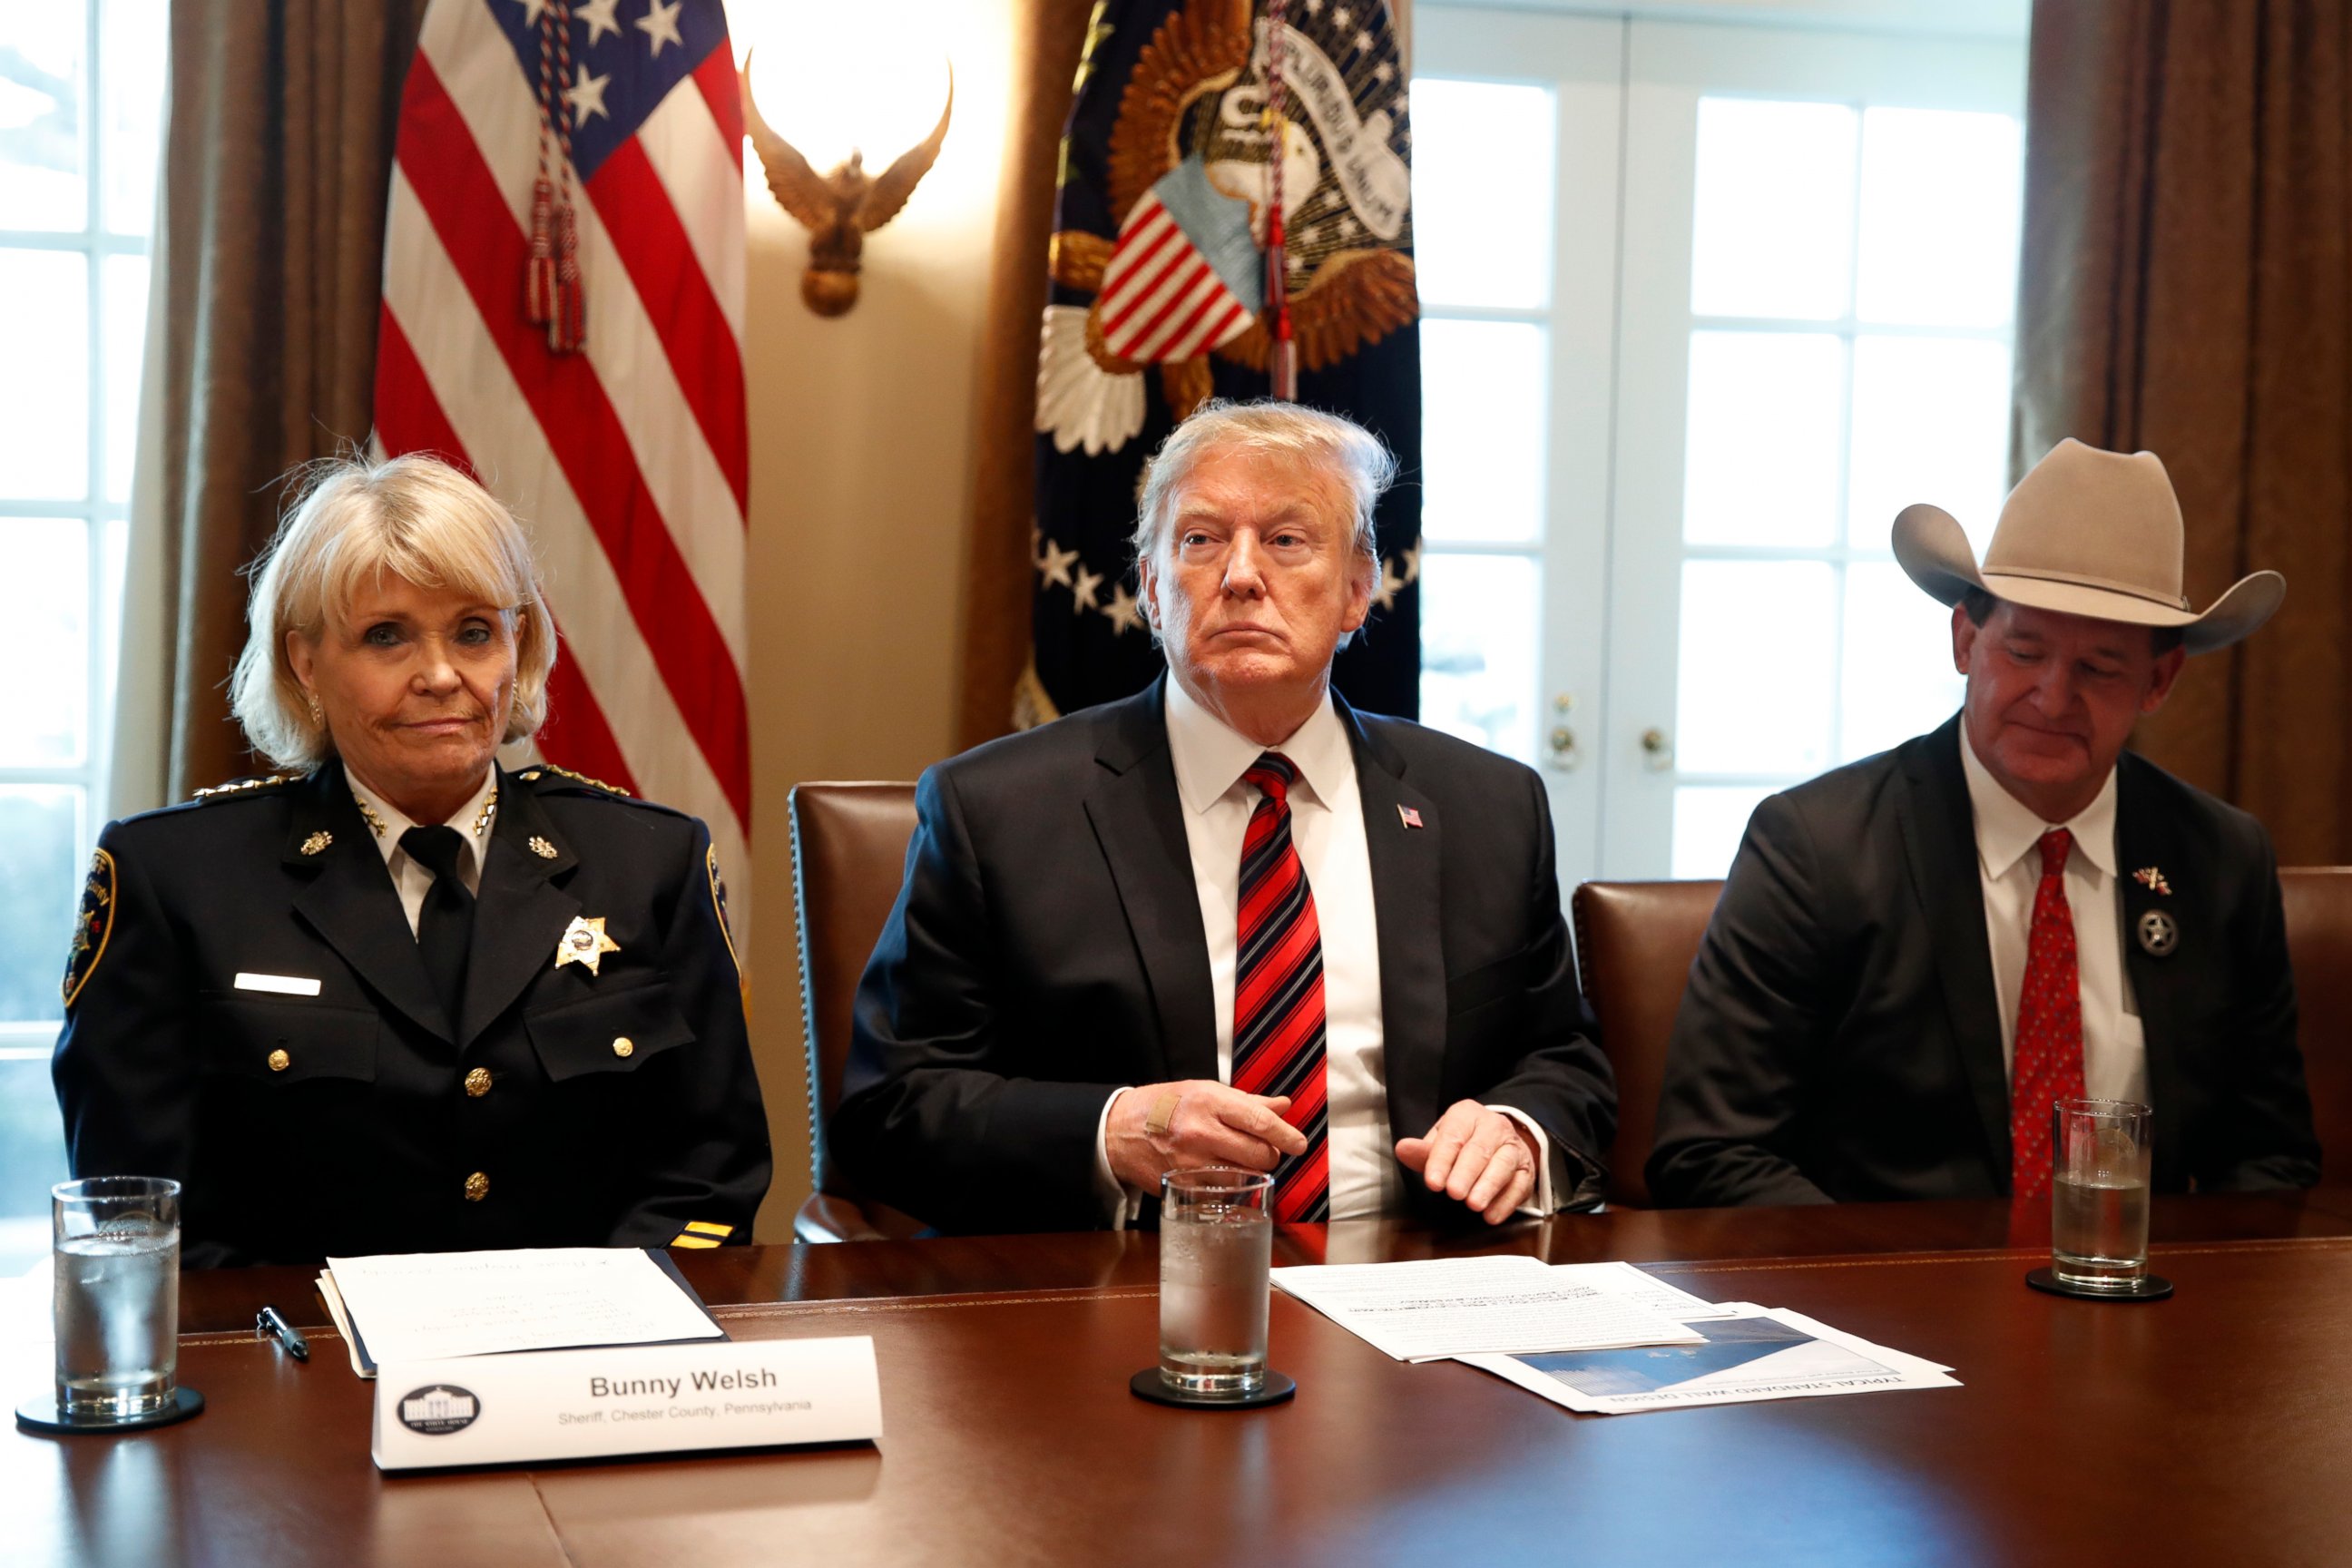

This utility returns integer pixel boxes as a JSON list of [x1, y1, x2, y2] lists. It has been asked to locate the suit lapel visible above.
[[456, 771, 582, 1051], [1341, 701, 1446, 1139], [1083, 680, 1219, 1080], [287, 763, 451, 1045], [2116, 758, 2188, 1189], [1896, 717, 2014, 1184]]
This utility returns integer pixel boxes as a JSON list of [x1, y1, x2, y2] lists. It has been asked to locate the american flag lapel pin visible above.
[[2133, 867, 2172, 896], [1396, 804, 1425, 829]]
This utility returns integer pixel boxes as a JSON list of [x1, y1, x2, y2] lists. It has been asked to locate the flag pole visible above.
[[1264, 0, 1296, 401]]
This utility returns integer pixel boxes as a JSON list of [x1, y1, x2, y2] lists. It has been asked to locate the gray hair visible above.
[[230, 453, 557, 770], [1130, 399, 1398, 568]]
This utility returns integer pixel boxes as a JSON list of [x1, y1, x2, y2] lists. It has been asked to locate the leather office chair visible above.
[[2279, 867, 2352, 1186], [788, 782, 927, 1242], [1569, 880, 1724, 1208]]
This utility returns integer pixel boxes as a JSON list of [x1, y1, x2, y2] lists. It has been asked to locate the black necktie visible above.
[[401, 825, 475, 1030]]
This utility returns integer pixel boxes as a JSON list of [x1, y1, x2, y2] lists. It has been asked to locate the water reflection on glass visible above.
[[1419, 552, 1539, 765], [1421, 319, 1548, 545], [1690, 97, 1857, 321]]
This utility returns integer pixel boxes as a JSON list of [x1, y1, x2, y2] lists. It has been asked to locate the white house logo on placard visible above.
[[398, 1385, 481, 1436]]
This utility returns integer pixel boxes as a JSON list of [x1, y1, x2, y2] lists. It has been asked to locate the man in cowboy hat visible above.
[[1648, 438, 2321, 1206]]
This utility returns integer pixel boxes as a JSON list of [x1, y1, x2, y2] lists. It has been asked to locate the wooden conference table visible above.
[[13, 1191, 2352, 1567]]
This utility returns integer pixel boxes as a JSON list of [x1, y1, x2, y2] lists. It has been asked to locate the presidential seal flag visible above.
[[372, 0, 752, 934], [1028, 0, 1422, 724]]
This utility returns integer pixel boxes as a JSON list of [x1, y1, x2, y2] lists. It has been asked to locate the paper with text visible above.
[[1550, 1260, 1740, 1321], [1270, 1255, 1704, 1361], [323, 1248, 725, 1367], [1456, 1303, 1959, 1414]]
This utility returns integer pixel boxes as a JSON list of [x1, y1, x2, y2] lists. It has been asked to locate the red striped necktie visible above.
[[1230, 752, 1329, 1222], [2010, 828, 2085, 1199]]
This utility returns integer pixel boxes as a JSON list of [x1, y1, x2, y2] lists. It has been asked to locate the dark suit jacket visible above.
[[1647, 715, 2320, 1206], [54, 761, 771, 1266], [829, 680, 1618, 1233]]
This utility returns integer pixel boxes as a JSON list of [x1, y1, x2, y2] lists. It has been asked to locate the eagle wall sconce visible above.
[[740, 54, 953, 318]]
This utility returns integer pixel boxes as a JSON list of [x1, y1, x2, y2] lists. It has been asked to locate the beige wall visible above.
[[737, 0, 1019, 1236]]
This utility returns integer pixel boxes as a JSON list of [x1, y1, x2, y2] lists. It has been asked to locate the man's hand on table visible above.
[[1105, 1080, 1308, 1193], [1396, 1100, 1542, 1224]]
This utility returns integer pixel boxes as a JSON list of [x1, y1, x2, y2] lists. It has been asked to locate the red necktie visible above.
[[2010, 828, 2085, 1199], [1230, 752, 1329, 1222]]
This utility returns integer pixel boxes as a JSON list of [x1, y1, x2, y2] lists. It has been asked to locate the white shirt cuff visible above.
[[1093, 1087, 1144, 1229], [1488, 1104, 1555, 1216]]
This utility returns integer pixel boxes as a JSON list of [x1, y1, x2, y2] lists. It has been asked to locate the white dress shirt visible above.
[[1958, 727, 2148, 1104], [1091, 680, 1553, 1222], [344, 769, 497, 939]]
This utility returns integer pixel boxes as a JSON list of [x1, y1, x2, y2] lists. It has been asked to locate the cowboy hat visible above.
[[1891, 437, 2283, 654]]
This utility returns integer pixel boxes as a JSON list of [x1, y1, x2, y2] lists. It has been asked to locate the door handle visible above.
[[1641, 727, 1673, 771], [1547, 725, 1580, 771]]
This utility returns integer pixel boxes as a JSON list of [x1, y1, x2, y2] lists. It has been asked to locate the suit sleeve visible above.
[[1646, 792, 1838, 1207], [829, 765, 1122, 1233], [604, 818, 773, 1247], [2197, 831, 2320, 1191], [1475, 767, 1616, 1210], [51, 827, 243, 1266]]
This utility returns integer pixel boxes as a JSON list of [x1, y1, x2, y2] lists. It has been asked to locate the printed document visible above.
[[1549, 1260, 1739, 1321], [1270, 1254, 1704, 1361], [1457, 1302, 1959, 1414], [320, 1248, 725, 1372]]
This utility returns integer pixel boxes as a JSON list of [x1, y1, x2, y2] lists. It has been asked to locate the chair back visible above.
[[789, 782, 920, 1238], [2280, 867, 2352, 1183], [1570, 879, 1724, 1207]]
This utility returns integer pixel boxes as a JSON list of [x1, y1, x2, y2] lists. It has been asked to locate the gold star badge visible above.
[[299, 831, 333, 857], [554, 915, 621, 976], [528, 836, 558, 860]]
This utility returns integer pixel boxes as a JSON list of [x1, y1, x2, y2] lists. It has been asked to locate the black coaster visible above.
[[16, 1386, 204, 1435], [1130, 1368, 1297, 1409], [2026, 1268, 2174, 1302]]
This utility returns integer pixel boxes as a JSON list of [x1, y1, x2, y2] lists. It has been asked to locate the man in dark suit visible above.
[[1649, 439, 2320, 1206], [831, 402, 1616, 1233]]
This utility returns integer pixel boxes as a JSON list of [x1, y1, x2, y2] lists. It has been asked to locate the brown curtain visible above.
[[954, 0, 1096, 752], [2014, 0, 2352, 862], [157, 1, 428, 799]]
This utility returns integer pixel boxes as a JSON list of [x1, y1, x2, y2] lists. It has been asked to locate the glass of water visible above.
[[1158, 1168, 1273, 1398], [53, 1176, 181, 1422], [2050, 1100, 2152, 1292]]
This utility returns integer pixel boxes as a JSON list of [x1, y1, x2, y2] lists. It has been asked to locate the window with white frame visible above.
[[0, 0, 164, 1269], [1412, 3, 2025, 890]]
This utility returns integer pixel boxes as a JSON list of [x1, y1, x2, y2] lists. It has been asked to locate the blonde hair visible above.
[[1131, 399, 1397, 567], [230, 454, 556, 769]]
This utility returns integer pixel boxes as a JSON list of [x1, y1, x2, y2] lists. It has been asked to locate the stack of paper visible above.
[[317, 1248, 727, 1378], [1271, 1254, 1958, 1415], [1269, 1255, 1710, 1361]]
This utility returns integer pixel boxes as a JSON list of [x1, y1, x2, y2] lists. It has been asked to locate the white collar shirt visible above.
[[345, 768, 497, 939], [1958, 726, 2147, 1105], [1089, 680, 1554, 1223]]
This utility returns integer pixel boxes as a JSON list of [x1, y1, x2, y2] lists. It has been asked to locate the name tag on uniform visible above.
[[234, 973, 322, 997], [370, 1337, 882, 1471]]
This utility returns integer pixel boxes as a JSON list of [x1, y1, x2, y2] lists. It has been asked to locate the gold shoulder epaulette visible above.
[[516, 764, 632, 798], [191, 773, 295, 802]]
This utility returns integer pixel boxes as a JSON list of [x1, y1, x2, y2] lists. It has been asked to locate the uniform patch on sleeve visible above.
[[707, 845, 742, 986], [62, 849, 116, 1009]]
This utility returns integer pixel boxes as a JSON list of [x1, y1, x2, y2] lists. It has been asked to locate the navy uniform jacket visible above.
[[1648, 715, 2321, 1206], [53, 760, 771, 1267], [830, 679, 1618, 1233]]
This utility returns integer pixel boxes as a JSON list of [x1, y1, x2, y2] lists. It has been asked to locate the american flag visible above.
[[1094, 156, 1262, 365], [372, 0, 751, 929]]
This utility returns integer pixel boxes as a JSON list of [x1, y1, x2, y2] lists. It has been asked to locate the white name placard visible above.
[[370, 1336, 881, 1472]]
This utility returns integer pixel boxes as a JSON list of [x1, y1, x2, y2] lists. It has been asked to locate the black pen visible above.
[[257, 1305, 310, 1362]]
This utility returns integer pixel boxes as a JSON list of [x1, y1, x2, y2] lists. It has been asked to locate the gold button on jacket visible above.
[[267, 1049, 290, 1073], [463, 1067, 492, 1097], [464, 1171, 490, 1201], [612, 1035, 635, 1058]]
